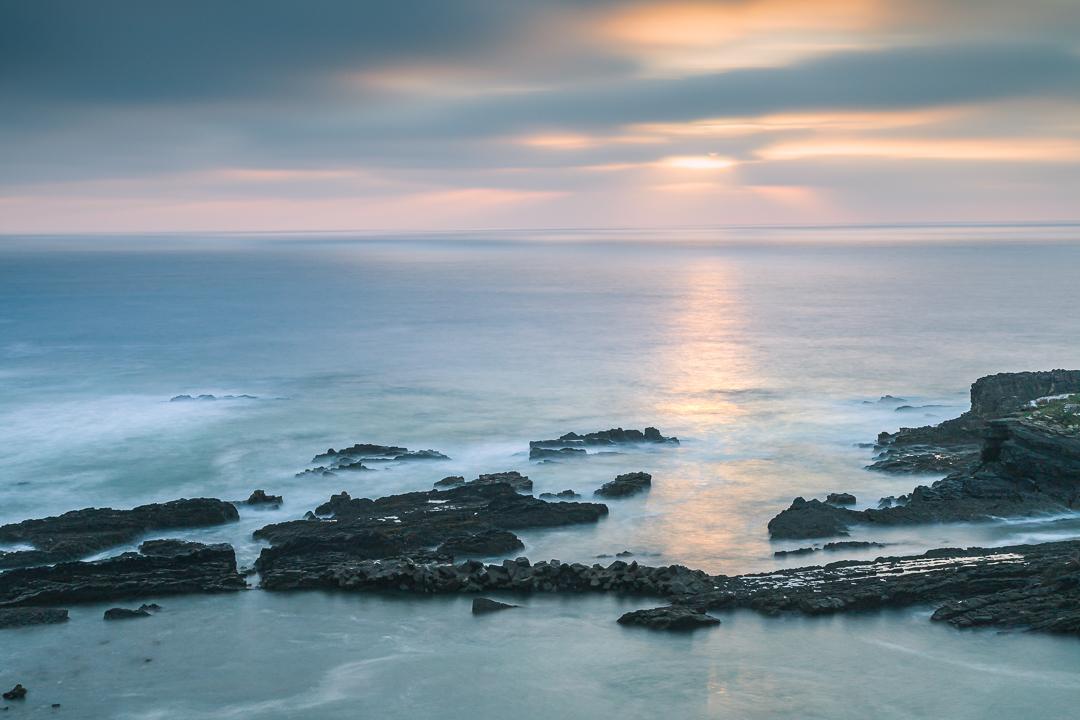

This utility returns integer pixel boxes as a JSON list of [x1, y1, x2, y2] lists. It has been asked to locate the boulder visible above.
[[104, 607, 151, 620], [245, 489, 283, 506], [2, 684, 27, 701], [0, 607, 69, 629], [594, 472, 652, 498], [472, 597, 518, 614]]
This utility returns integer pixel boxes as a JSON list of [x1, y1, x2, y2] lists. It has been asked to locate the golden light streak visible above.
[[758, 138, 1080, 162]]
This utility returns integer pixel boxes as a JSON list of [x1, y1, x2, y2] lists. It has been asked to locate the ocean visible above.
[[2, 226, 1080, 718]]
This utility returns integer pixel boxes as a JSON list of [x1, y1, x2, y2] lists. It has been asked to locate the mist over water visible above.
[[2, 227, 1080, 718]]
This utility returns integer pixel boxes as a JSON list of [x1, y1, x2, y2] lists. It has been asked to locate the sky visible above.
[[2, 0, 1080, 233]]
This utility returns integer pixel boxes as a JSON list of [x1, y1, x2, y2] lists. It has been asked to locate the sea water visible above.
[[1, 226, 1079, 718]]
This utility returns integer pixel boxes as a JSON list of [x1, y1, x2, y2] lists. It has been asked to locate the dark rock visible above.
[[773, 546, 818, 557], [2, 685, 26, 701], [529, 447, 587, 461], [825, 492, 856, 505], [104, 607, 151, 620], [617, 606, 720, 631], [767, 498, 858, 539], [438, 529, 524, 557], [472, 597, 518, 614], [245, 489, 282, 506], [594, 472, 652, 498], [530, 427, 679, 450], [435, 472, 531, 492], [254, 483, 607, 589], [539, 490, 581, 500], [0, 607, 69, 629], [822, 541, 887, 551], [311, 443, 449, 467], [139, 603, 162, 612], [0, 541, 246, 606], [0, 498, 239, 569]]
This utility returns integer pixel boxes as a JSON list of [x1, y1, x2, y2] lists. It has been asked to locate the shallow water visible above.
[[2, 228, 1080, 716]]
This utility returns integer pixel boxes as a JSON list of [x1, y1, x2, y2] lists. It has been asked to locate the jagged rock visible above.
[[539, 490, 581, 500], [773, 546, 817, 557], [255, 483, 607, 589], [104, 607, 151, 620], [767, 498, 858, 539], [434, 472, 531, 492], [245, 489, 282, 506], [0, 607, 69, 629], [3, 684, 27, 700], [617, 606, 720, 630], [530, 427, 679, 450], [529, 447, 587, 461], [594, 472, 652, 498], [825, 492, 856, 505], [869, 370, 1080, 474], [822, 541, 887, 551], [0, 498, 239, 569], [0, 541, 246, 606], [472, 597, 518, 614]]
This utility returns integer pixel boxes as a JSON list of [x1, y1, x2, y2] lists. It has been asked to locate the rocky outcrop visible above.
[[472, 597, 517, 614], [594, 472, 652, 498], [0, 498, 239, 569], [437, 529, 524, 557], [104, 606, 151, 620], [0, 607, 69, 629], [254, 483, 608, 588], [773, 541, 887, 557], [617, 605, 720, 631], [529, 447, 587, 461], [529, 427, 679, 451], [869, 370, 1080, 474], [311, 443, 449, 466], [772, 416, 1080, 538], [0, 540, 246, 606], [539, 490, 581, 500], [432, 471, 532, 492]]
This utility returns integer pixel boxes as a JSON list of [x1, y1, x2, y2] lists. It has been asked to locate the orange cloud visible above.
[[758, 137, 1080, 162]]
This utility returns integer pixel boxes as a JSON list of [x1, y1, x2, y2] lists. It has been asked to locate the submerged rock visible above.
[[3, 684, 27, 701], [104, 606, 151, 620], [472, 597, 518, 614], [0, 607, 68, 629], [0, 498, 240, 569], [311, 443, 449, 467], [594, 472, 652, 498], [617, 606, 720, 631], [529, 447, 587, 461]]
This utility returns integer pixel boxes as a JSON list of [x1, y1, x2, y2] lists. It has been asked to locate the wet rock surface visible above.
[[0, 498, 240, 569], [594, 472, 652, 498], [253, 483, 607, 588], [617, 605, 720, 631], [0, 607, 68, 629], [245, 489, 282, 506], [869, 370, 1080, 474], [0, 540, 246, 606]]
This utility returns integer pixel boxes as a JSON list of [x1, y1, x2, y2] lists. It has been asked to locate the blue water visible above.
[[2, 228, 1080, 718]]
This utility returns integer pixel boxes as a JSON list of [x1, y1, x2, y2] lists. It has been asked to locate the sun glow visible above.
[[661, 155, 737, 170]]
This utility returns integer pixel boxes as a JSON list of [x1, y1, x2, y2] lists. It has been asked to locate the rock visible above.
[[104, 607, 151, 620], [617, 606, 720, 631], [869, 370, 1080, 474], [529, 447, 587, 461], [821, 541, 887, 551], [170, 394, 257, 402], [773, 546, 817, 557], [245, 490, 282, 506], [472, 597, 518, 614], [438, 529, 524, 557], [777, 411, 1080, 538], [0, 607, 69, 629], [310, 443, 449, 467], [254, 483, 607, 589], [825, 492, 856, 505], [594, 472, 652, 498], [767, 498, 858, 539], [139, 603, 162, 612], [0, 498, 239, 569], [530, 427, 679, 450], [539, 490, 581, 500], [2, 685, 26, 701], [0, 541, 246, 606], [433, 476, 465, 488]]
